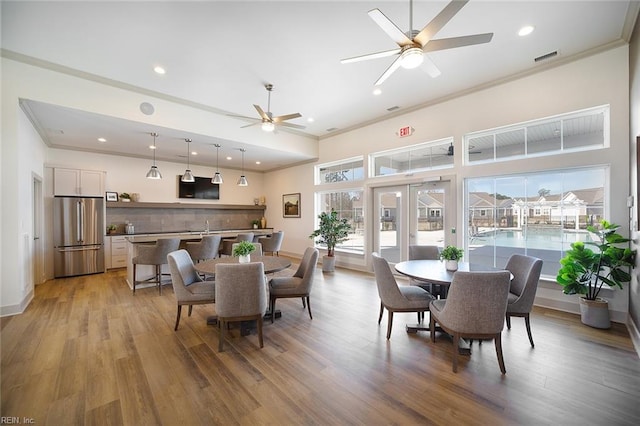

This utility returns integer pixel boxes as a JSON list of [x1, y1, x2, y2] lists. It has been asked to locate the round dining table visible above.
[[394, 259, 511, 355], [194, 255, 291, 277]]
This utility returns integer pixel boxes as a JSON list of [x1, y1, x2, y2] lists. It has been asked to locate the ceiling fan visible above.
[[341, 0, 493, 86], [229, 84, 305, 132]]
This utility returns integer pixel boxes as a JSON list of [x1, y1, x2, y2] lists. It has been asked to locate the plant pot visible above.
[[445, 260, 458, 271], [322, 255, 336, 272], [253, 224, 258, 229], [579, 297, 610, 329], [238, 254, 250, 264]]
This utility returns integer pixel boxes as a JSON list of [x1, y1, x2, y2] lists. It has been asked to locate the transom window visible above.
[[370, 138, 454, 177], [465, 105, 609, 164], [316, 157, 364, 184]]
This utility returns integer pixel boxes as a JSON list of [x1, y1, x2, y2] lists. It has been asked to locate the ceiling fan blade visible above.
[[272, 113, 302, 123], [341, 48, 401, 64], [368, 8, 413, 47], [240, 122, 259, 129], [253, 104, 270, 121], [421, 55, 441, 78], [414, 0, 469, 47], [374, 55, 403, 86], [278, 122, 307, 130], [423, 33, 493, 52], [227, 113, 261, 122]]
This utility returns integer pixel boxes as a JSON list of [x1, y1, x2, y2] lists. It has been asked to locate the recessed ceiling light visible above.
[[226, 156, 232, 160], [255, 161, 261, 165], [153, 66, 166, 74], [373, 88, 382, 96], [518, 25, 535, 37], [307, 117, 315, 123], [97, 137, 106, 142], [149, 145, 156, 150], [191, 151, 198, 156]]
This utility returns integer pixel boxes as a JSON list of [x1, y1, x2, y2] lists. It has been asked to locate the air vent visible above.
[[387, 106, 400, 112], [534, 50, 558, 62], [326, 127, 338, 132]]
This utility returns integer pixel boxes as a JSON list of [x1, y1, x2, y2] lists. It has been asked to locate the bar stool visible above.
[[185, 235, 222, 263], [220, 232, 254, 256], [132, 238, 180, 294], [258, 231, 284, 256]]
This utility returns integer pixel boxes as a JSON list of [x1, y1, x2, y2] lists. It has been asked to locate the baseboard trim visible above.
[[534, 296, 626, 324], [0, 288, 34, 317], [627, 316, 640, 358]]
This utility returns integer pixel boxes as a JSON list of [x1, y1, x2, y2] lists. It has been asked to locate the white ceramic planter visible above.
[[322, 255, 336, 272], [579, 297, 610, 329], [445, 260, 458, 271], [238, 254, 250, 264]]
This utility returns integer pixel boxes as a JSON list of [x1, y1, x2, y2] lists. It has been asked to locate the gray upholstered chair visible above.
[[371, 252, 434, 339], [268, 247, 319, 323], [259, 231, 284, 256], [185, 235, 222, 262], [408, 245, 441, 297], [167, 250, 216, 331], [132, 238, 181, 294], [505, 254, 543, 347], [215, 262, 268, 352], [429, 270, 511, 373], [231, 242, 263, 256], [220, 232, 255, 256]]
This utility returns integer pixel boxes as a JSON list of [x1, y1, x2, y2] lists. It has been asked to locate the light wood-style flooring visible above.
[[2, 261, 640, 425]]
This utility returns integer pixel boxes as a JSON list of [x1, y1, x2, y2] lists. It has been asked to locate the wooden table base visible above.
[[405, 323, 471, 355]]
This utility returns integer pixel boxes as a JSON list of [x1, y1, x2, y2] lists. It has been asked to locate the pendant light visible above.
[[237, 148, 248, 186], [146, 132, 162, 179], [211, 143, 224, 184], [181, 138, 195, 182]]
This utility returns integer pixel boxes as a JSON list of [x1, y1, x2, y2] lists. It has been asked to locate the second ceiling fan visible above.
[[230, 84, 305, 132], [341, 0, 493, 86]]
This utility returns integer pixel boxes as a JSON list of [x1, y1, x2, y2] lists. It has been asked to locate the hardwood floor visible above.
[[2, 262, 640, 425]]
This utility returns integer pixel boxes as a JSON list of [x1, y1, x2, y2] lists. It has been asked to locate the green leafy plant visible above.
[[107, 224, 117, 233], [309, 209, 352, 257], [440, 245, 464, 261], [251, 219, 260, 227], [119, 192, 131, 200], [556, 220, 636, 300], [232, 240, 256, 257]]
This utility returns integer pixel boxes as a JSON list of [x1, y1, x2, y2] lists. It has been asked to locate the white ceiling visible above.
[[2, 0, 637, 172]]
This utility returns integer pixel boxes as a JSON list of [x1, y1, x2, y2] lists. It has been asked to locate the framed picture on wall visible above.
[[283, 193, 301, 218], [106, 191, 118, 202]]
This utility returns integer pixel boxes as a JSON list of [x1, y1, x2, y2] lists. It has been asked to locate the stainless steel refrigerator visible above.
[[53, 196, 105, 278]]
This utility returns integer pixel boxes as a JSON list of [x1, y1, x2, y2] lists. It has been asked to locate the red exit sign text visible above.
[[398, 126, 414, 138]]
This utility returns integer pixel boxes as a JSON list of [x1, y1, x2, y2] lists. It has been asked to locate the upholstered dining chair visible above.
[[408, 245, 442, 298], [231, 242, 263, 256], [167, 250, 216, 331], [504, 254, 543, 347], [132, 238, 181, 294], [185, 234, 222, 263], [268, 247, 319, 323], [371, 252, 434, 339], [429, 270, 511, 374], [220, 232, 255, 256], [215, 262, 268, 352], [259, 231, 284, 256]]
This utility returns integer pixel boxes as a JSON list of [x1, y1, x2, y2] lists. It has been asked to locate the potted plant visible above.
[[440, 245, 464, 271], [119, 192, 131, 202], [251, 219, 260, 229], [556, 220, 636, 329], [233, 240, 256, 263], [106, 224, 117, 235], [309, 209, 351, 272]]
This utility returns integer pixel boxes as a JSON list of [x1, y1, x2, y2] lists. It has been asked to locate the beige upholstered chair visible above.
[[408, 245, 442, 297], [220, 232, 255, 256], [185, 235, 222, 262], [429, 270, 511, 373], [259, 231, 284, 256], [231, 242, 263, 256], [132, 238, 180, 294], [215, 262, 268, 352], [371, 252, 434, 339], [268, 247, 319, 323], [167, 250, 216, 331], [505, 254, 543, 347]]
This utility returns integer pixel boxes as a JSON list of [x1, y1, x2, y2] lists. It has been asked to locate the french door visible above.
[[373, 180, 451, 266]]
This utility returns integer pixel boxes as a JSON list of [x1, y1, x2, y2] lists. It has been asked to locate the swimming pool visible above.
[[470, 227, 594, 251]]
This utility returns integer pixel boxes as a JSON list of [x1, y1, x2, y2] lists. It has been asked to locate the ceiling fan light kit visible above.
[[146, 132, 162, 179], [228, 84, 304, 131], [341, 0, 493, 86]]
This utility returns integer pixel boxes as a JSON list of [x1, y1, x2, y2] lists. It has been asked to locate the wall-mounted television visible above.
[[178, 176, 220, 200]]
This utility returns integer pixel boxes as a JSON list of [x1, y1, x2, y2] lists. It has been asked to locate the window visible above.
[[316, 158, 364, 184], [370, 138, 454, 177], [465, 105, 609, 164], [314, 190, 364, 254], [466, 167, 607, 277]]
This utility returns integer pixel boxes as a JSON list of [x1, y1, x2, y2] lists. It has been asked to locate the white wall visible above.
[[629, 15, 640, 342], [264, 46, 631, 322]]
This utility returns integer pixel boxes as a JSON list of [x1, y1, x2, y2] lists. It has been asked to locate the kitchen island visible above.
[[124, 229, 273, 291]]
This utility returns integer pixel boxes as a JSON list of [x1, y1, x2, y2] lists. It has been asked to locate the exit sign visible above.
[[398, 126, 414, 138]]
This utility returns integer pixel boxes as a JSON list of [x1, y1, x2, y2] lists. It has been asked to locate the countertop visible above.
[[121, 228, 273, 244]]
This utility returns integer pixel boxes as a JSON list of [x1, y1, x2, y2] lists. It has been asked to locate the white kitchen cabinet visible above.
[[54, 168, 105, 196], [107, 235, 128, 269]]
